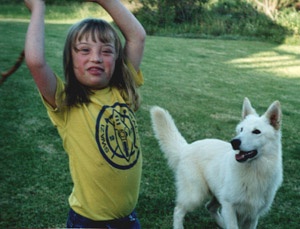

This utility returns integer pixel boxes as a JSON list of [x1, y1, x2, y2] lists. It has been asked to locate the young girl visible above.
[[24, 0, 146, 228]]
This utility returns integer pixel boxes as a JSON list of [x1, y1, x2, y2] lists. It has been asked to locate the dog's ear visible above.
[[264, 101, 282, 130], [242, 97, 257, 119]]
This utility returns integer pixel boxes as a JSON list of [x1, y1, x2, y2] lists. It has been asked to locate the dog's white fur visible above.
[[150, 98, 283, 229]]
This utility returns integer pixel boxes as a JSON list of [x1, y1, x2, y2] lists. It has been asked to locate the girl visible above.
[[24, 0, 146, 228]]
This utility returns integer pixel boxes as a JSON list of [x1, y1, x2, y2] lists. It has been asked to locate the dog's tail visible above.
[[150, 106, 188, 171]]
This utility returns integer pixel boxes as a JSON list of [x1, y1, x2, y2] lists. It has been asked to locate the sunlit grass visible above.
[[228, 45, 300, 78]]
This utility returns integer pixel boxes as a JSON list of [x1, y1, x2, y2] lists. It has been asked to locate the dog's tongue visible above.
[[235, 150, 258, 162]]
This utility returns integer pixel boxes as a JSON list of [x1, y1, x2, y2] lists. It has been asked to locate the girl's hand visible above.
[[24, 0, 45, 12]]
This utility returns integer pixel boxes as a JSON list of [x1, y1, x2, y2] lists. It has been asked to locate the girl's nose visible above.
[[91, 52, 103, 63]]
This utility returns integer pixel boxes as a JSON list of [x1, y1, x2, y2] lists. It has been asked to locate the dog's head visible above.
[[231, 97, 282, 163]]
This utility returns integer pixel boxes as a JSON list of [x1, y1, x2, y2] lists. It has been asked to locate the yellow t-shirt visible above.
[[41, 65, 144, 221]]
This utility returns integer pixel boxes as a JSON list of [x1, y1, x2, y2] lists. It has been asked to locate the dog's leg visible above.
[[206, 197, 225, 228], [221, 201, 239, 229], [173, 188, 204, 229], [173, 204, 186, 229], [241, 217, 258, 229], [173, 167, 208, 229], [206, 196, 220, 214]]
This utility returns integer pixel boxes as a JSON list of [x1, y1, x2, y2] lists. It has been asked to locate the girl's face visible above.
[[72, 34, 116, 89]]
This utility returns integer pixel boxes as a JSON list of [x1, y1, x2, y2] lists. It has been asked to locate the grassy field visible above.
[[1, 4, 300, 229], [0, 1, 139, 23]]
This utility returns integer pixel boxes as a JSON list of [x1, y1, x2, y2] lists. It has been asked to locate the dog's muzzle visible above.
[[231, 139, 241, 150], [231, 139, 258, 163]]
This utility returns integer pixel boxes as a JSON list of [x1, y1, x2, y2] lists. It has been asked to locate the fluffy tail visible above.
[[150, 106, 188, 171]]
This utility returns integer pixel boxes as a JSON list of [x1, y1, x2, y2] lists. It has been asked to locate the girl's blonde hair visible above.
[[63, 18, 140, 111]]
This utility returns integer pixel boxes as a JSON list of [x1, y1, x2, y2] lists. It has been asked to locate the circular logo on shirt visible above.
[[95, 103, 140, 170]]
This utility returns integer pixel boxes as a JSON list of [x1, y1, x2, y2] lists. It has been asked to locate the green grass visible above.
[[1, 8, 300, 229], [0, 3, 112, 23]]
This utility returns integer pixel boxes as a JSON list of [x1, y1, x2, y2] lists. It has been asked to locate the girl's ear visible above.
[[242, 97, 257, 119]]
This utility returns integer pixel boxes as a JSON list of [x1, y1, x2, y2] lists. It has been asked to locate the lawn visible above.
[[1, 5, 300, 229]]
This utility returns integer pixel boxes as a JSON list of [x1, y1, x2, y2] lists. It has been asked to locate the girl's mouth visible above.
[[87, 66, 104, 75]]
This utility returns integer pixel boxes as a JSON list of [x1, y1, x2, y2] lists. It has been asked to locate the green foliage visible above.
[[133, 0, 208, 26], [206, 0, 292, 42], [134, 0, 298, 44], [277, 7, 300, 44]]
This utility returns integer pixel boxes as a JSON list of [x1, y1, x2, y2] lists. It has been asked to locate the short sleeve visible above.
[[127, 60, 144, 87], [39, 75, 67, 127]]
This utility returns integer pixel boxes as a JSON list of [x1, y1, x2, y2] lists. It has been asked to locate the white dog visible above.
[[150, 98, 282, 229]]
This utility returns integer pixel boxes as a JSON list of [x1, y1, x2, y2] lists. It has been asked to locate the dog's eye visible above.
[[252, 129, 261, 134], [240, 127, 243, 132]]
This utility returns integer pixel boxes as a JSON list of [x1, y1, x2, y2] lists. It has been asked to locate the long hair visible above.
[[63, 18, 140, 111]]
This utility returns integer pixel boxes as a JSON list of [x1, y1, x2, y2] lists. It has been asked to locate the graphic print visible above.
[[95, 103, 140, 170]]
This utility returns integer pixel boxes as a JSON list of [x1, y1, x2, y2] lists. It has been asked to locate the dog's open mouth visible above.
[[235, 150, 258, 162]]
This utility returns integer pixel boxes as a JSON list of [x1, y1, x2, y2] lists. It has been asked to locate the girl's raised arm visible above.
[[25, 0, 57, 108], [88, 0, 146, 71]]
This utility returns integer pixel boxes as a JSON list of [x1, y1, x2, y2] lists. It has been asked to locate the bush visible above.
[[134, 0, 293, 43], [206, 0, 291, 42], [277, 7, 300, 35], [133, 0, 208, 30]]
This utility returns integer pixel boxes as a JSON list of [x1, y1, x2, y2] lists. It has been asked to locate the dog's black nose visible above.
[[231, 139, 241, 150]]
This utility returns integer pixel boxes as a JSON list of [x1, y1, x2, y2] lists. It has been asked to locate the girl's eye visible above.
[[252, 129, 261, 134], [102, 49, 113, 55], [80, 48, 90, 53]]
